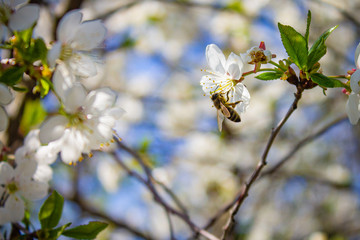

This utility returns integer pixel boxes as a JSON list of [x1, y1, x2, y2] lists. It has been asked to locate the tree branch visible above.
[[262, 115, 347, 176], [71, 164, 156, 240], [202, 114, 348, 232], [115, 140, 220, 240], [220, 88, 303, 239]]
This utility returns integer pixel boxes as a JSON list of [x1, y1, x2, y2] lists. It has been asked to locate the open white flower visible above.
[[0, 160, 48, 225], [48, 10, 106, 79], [200, 44, 250, 114], [0, 0, 40, 32], [39, 84, 124, 164], [0, 83, 13, 132], [15, 129, 57, 182], [346, 43, 360, 125]]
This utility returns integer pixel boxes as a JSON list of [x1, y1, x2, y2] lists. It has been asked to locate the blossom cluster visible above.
[[0, 6, 124, 226]]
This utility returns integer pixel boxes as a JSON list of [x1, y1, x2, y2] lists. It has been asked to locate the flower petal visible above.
[[231, 83, 251, 114], [57, 10, 83, 44], [15, 159, 37, 181], [53, 65, 76, 101], [35, 143, 59, 165], [10, 0, 29, 9], [68, 53, 97, 77], [63, 83, 87, 114], [39, 115, 67, 144], [346, 93, 360, 125], [106, 107, 125, 120], [226, 52, 243, 80], [206, 44, 226, 75], [0, 162, 15, 184], [0, 195, 25, 224], [47, 42, 62, 68], [20, 180, 48, 200], [71, 20, 106, 51], [0, 83, 13, 105], [60, 129, 86, 164], [355, 42, 360, 69], [0, 107, 9, 132], [9, 4, 40, 31], [350, 70, 360, 94], [34, 164, 53, 182], [23, 129, 41, 151], [84, 88, 116, 114], [200, 75, 223, 95]]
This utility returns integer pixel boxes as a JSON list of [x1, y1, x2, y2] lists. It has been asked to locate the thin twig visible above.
[[310, 0, 360, 28], [154, 179, 189, 216], [202, 114, 348, 231], [165, 209, 176, 240], [71, 163, 156, 240], [115, 140, 220, 240], [220, 88, 303, 239], [262, 115, 347, 176], [97, 0, 251, 21]]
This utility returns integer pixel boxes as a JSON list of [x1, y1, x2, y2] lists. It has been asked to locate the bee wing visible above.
[[217, 110, 225, 131], [220, 102, 231, 118]]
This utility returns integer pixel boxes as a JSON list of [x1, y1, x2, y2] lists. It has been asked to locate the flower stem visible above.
[[242, 68, 276, 77], [269, 60, 286, 71], [328, 75, 348, 79]]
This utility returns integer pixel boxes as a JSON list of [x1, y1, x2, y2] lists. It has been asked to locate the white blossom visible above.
[[241, 46, 272, 65], [200, 44, 250, 115], [0, 83, 13, 131], [15, 129, 57, 182], [346, 43, 360, 125], [39, 84, 124, 164], [0, 160, 48, 225], [0, 0, 40, 32], [48, 10, 106, 79]]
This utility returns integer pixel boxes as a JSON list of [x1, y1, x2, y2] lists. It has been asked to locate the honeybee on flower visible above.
[[200, 44, 250, 130]]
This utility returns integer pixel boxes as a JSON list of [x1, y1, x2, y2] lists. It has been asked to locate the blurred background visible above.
[[13, 0, 360, 239]]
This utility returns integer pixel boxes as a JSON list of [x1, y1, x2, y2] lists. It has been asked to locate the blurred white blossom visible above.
[[0, 160, 48, 225], [15, 129, 56, 182], [0, 0, 39, 32], [346, 42, 360, 124], [48, 10, 106, 79], [39, 84, 124, 164], [0, 83, 13, 131]]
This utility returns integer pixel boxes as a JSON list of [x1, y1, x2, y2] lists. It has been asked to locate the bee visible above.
[[211, 92, 241, 131]]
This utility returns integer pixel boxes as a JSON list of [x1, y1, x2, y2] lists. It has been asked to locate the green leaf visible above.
[[311, 73, 348, 89], [278, 23, 308, 70], [20, 99, 47, 134], [28, 38, 48, 63], [48, 223, 72, 240], [255, 72, 283, 80], [223, 0, 244, 13], [15, 28, 33, 46], [38, 223, 72, 240], [39, 77, 52, 97], [12, 86, 28, 92], [39, 190, 64, 229], [0, 66, 26, 86], [307, 25, 337, 70], [62, 221, 108, 239], [305, 10, 311, 49]]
